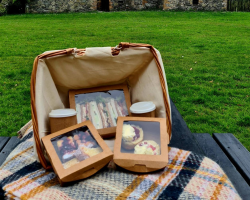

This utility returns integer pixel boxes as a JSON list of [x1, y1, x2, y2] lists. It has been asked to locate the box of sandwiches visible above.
[[69, 84, 131, 138], [42, 121, 113, 185], [113, 117, 169, 173]]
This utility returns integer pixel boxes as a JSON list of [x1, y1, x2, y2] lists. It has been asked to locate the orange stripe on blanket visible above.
[[152, 150, 190, 200], [211, 174, 227, 199], [115, 149, 189, 200], [170, 165, 231, 185], [5, 170, 51, 194], [30, 188, 74, 200], [115, 175, 147, 200], [3, 169, 44, 191], [138, 149, 184, 200], [5, 192, 16, 200], [0, 146, 33, 170], [0, 170, 13, 181], [20, 177, 59, 200]]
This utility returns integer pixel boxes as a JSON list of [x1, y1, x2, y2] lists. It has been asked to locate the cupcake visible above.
[[134, 140, 160, 155], [122, 124, 143, 150]]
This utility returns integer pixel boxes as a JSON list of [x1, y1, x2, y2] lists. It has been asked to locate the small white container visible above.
[[49, 109, 77, 133], [130, 102, 156, 118]]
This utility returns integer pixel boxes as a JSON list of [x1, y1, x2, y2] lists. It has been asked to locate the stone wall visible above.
[[28, 0, 97, 13], [0, 0, 12, 15], [109, 0, 160, 10], [163, 0, 227, 11], [27, 0, 227, 13]]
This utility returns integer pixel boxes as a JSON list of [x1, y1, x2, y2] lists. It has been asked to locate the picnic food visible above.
[[79, 146, 102, 157], [54, 130, 103, 169], [74, 149, 89, 162], [73, 90, 129, 129], [74, 131, 102, 157], [57, 137, 77, 162], [121, 124, 143, 150], [43, 120, 114, 183], [63, 158, 79, 169], [134, 140, 160, 155]]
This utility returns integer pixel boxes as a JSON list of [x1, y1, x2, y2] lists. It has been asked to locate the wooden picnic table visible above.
[[0, 99, 249, 199]]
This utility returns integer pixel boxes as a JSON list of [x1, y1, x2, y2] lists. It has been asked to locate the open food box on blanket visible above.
[[42, 121, 113, 185], [114, 117, 169, 172]]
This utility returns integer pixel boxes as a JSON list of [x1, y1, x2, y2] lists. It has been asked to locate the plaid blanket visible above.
[[0, 127, 241, 200]]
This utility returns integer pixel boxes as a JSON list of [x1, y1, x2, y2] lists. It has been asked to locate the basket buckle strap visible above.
[[66, 48, 74, 55], [119, 42, 130, 49]]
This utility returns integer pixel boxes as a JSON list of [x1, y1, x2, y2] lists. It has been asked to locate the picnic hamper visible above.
[[31, 42, 172, 170]]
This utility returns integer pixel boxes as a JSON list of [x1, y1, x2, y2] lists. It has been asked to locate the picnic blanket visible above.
[[0, 126, 241, 200]]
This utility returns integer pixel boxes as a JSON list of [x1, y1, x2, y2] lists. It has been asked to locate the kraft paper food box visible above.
[[114, 117, 169, 173], [42, 121, 113, 185]]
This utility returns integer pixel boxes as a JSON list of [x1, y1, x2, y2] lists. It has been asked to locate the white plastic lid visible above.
[[49, 109, 77, 118], [130, 102, 156, 114]]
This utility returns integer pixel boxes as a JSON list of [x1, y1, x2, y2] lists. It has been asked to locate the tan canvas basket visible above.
[[31, 42, 172, 169]]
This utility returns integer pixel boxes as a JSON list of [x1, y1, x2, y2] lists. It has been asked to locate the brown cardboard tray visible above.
[[69, 84, 131, 138], [42, 121, 113, 185], [114, 117, 169, 173]]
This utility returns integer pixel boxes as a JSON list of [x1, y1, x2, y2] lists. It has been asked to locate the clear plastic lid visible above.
[[120, 121, 161, 155], [49, 109, 77, 118], [51, 125, 103, 169], [74, 89, 129, 128], [130, 102, 156, 114]]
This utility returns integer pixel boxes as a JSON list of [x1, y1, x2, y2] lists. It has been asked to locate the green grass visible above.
[[0, 11, 249, 150]]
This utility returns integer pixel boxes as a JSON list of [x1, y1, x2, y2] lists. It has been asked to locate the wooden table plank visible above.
[[0, 136, 20, 166], [0, 137, 10, 152], [169, 99, 204, 155], [194, 133, 250, 200], [213, 133, 250, 185]]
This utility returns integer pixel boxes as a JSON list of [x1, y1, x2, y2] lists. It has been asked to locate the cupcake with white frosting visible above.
[[134, 140, 160, 155], [121, 124, 143, 150]]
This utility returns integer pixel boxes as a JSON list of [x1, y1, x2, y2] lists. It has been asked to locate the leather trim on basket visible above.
[[31, 48, 75, 170]]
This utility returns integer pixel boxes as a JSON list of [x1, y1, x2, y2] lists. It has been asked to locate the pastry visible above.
[[74, 149, 89, 162], [76, 140, 82, 146], [80, 146, 102, 157], [74, 134, 79, 141], [57, 137, 77, 162], [57, 139, 63, 150], [62, 151, 76, 162], [63, 158, 79, 169], [134, 140, 160, 155], [76, 140, 97, 148], [79, 131, 90, 141], [76, 139, 102, 157], [67, 136, 76, 148], [121, 124, 143, 150]]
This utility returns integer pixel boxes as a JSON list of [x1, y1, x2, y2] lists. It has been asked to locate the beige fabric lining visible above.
[[34, 46, 171, 162]]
